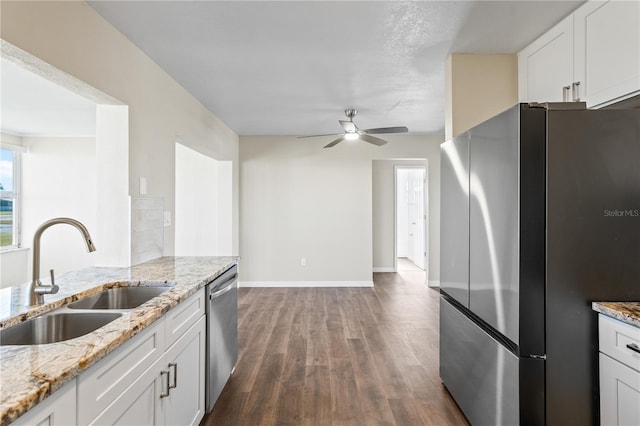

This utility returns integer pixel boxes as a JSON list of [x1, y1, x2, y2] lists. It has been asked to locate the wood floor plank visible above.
[[202, 272, 469, 426], [346, 337, 397, 425], [328, 357, 365, 425], [302, 365, 331, 426]]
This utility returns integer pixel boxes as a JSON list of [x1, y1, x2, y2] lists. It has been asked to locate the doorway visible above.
[[395, 166, 427, 272]]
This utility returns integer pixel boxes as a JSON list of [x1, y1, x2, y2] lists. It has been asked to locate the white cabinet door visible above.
[[518, 15, 574, 102], [574, 0, 640, 107], [13, 380, 76, 426], [88, 356, 164, 425], [77, 318, 165, 424], [599, 353, 640, 426], [161, 315, 206, 426]]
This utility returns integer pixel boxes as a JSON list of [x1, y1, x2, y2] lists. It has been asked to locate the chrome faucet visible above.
[[25, 217, 96, 306]]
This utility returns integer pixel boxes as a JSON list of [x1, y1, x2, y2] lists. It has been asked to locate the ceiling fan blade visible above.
[[298, 133, 342, 139], [324, 136, 345, 149], [362, 126, 408, 134], [339, 120, 357, 133], [360, 133, 388, 146]]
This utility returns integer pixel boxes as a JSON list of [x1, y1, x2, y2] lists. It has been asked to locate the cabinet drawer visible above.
[[599, 314, 640, 372], [166, 288, 205, 348], [77, 317, 165, 424]]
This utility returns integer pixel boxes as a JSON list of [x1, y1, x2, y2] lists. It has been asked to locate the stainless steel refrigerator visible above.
[[439, 103, 640, 425]]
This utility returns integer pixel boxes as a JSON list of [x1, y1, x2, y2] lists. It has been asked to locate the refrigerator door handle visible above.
[[626, 343, 640, 354], [528, 354, 547, 360]]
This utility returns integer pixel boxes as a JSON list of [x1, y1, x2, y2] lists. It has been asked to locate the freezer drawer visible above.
[[440, 296, 519, 425]]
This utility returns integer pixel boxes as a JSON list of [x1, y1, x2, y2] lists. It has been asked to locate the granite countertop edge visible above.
[[0, 256, 237, 426], [592, 301, 640, 328]]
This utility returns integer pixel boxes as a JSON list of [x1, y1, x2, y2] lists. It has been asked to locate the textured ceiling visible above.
[[3, 1, 584, 138], [88, 1, 583, 136]]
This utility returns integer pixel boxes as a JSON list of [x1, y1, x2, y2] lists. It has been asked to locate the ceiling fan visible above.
[[299, 109, 408, 148]]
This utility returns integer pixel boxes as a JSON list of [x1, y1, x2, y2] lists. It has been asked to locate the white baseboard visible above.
[[428, 280, 440, 288], [373, 267, 395, 273], [239, 281, 374, 288]]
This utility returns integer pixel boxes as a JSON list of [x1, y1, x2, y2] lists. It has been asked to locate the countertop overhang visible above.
[[0, 256, 237, 425], [592, 301, 640, 328]]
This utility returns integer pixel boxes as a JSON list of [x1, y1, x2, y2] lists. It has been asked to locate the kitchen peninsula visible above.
[[0, 256, 237, 425]]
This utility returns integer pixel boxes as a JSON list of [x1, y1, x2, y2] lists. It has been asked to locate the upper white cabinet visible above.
[[574, 0, 640, 107], [518, 15, 574, 103], [519, 0, 640, 107]]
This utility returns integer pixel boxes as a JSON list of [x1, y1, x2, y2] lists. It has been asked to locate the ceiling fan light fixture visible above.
[[299, 108, 407, 148], [344, 132, 359, 141]]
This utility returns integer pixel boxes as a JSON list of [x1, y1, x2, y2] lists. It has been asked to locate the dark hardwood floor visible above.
[[202, 270, 468, 426]]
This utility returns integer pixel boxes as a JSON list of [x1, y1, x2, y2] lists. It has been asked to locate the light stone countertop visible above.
[[0, 256, 237, 426], [592, 301, 640, 328]]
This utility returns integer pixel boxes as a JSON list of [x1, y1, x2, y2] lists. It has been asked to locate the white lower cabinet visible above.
[[88, 316, 206, 426], [161, 316, 206, 426], [600, 353, 640, 426], [78, 317, 166, 424], [88, 355, 164, 425], [13, 379, 77, 426], [598, 314, 640, 425], [10, 289, 210, 425], [18, 288, 207, 426]]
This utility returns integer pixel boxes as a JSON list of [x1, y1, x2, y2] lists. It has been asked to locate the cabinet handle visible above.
[[169, 362, 178, 389], [562, 85, 571, 102], [626, 343, 640, 354], [572, 81, 581, 101], [160, 370, 170, 398]]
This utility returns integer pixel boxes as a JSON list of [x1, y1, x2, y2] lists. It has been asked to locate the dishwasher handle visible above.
[[210, 275, 237, 299]]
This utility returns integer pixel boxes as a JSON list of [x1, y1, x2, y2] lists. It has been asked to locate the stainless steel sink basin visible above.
[[68, 286, 172, 310], [0, 312, 122, 346]]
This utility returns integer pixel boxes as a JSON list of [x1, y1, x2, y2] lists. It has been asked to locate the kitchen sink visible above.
[[68, 286, 172, 310], [0, 312, 122, 346]]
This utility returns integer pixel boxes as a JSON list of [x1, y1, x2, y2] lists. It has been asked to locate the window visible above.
[[0, 146, 20, 249]]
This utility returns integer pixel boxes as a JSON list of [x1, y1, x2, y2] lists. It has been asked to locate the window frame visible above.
[[0, 144, 22, 250]]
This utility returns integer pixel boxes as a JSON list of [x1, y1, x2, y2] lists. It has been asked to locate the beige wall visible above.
[[1, 1, 240, 256], [240, 134, 442, 285], [445, 54, 518, 140]]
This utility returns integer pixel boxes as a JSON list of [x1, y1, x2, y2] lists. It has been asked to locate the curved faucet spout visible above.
[[26, 217, 97, 306]]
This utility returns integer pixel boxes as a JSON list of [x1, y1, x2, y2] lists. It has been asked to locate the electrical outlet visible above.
[[300, 257, 307, 267], [163, 211, 171, 227]]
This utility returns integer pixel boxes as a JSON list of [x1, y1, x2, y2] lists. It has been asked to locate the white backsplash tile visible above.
[[131, 196, 164, 265]]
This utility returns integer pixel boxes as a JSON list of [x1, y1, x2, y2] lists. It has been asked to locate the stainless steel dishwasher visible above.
[[205, 264, 238, 413]]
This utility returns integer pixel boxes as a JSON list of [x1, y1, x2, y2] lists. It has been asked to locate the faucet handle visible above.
[[49, 269, 60, 294]]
